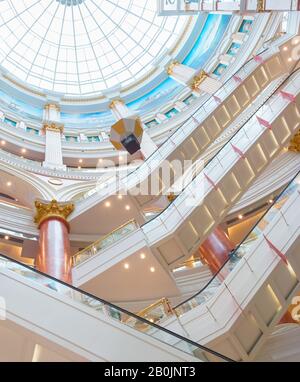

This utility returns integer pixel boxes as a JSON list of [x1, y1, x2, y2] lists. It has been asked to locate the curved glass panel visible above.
[[0, 0, 189, 95]]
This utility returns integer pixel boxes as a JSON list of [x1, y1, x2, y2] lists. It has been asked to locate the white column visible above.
[[42, 104, 66, 171], [167, 62, 222, 95], [167, 61, 196, 86]]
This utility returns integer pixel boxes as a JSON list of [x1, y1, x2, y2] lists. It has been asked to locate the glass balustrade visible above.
[[173, 172, 300, 316], [0, 253, 233, 362], [77, 47, 272, 203], [72, 219, 139, 266]]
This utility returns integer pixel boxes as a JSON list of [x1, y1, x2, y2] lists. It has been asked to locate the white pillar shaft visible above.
[[140, 129, 157, 159], [43, 129, 66, 170]]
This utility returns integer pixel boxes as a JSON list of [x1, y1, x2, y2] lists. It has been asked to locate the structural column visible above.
[[42, 104, 66, 171], [167, 61, 222, 95], [109, 99, 157, 158], [34, 199, 74, 283], [198, 226, 235, 276]]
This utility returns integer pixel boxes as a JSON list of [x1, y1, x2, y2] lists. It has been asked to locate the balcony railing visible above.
[[72, 219, 139, 266]]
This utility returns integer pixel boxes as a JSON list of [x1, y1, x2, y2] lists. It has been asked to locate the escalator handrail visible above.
[[0, 250, 234, 362], [173, 169, 300, 310], [141, 65, 300, 227]]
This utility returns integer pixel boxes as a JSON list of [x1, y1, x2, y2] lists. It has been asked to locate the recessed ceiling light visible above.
[[78, 166, 81, 169], [238, 214, 243, 220], [124, 263, 129, 270], [79, 159, 83, 163], [1, 140, 6, 146], [4, 235, 9, 240], [283, 46, 288, 51], [117, 194, 123, 200], [21, 148, 26, 153], [150, 267, 155, 273], [6, 181, 12, 187], [268, 199, 274, 204], [105, 201, 111, 207], [140, 253, 146, 260], [125, 205, 130, 210], [288, 57, 292, 62]]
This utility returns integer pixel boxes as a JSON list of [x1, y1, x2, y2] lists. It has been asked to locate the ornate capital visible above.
[[167, 60, 180, 75], [34, 199, 74, 229], [43, 122, 64, 134], [109, 99, 124, 109], [257, 0, 266, 12], [289, 130, 300, 153], [190, 70, 208, 90]]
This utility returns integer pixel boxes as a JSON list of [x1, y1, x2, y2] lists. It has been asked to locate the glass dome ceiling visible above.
[[0, 0, 189, 96]]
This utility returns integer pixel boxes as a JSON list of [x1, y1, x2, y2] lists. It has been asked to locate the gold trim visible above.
[[190, 70, 208, 90], [109, 99, 124, 109], [43, 122, 64, 134], [136, 298, 173, 319], [34, 199, 74, 229], [72, 219, 137, 265], [167, 60, 180, 76]]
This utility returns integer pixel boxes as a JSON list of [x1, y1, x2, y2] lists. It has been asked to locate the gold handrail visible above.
[[72, 219, 138, 265]]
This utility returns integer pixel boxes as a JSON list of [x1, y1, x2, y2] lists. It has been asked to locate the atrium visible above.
[[0, 0, 299, 363]]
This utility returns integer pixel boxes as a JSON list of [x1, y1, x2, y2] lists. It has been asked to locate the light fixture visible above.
[[150, 267, 155, 273], [105, 201, 111, 207], [140, 253, 146, 260], [269, 199, 274, 204], [21, 148, 26, 153], [79, 159, 83, 163], [238, 214, 243, 220], [288, 57, 292, 62], [125, 205, 130, 210], [283, 46, 288, 51], [15, 198, 18, 202], [124, 263, 129, 270], [4, 235, 9, 240], [6, 181, 12, 187], [117, 194, 123, 200], [1, 140, 6, 146], [78, 166, 81, 169]]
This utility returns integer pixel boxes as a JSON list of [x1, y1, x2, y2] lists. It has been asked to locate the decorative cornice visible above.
[[167, 60, 180, 76], [190, 70, 208, 90], [34, 199, 74, 229]]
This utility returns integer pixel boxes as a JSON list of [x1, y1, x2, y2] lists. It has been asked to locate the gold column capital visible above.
[[109, 98, 124, 109], [167, 60, 180, 75], [43, 122, 64, 134], [289, 130, 300, 153], [190, 69, 208, 90], [257, 0, 266, 12], [44, 103, 61, 112], [34, 199, 74, 229]]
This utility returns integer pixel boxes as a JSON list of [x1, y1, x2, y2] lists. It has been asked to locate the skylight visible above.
[[0, 0, 189, 96]]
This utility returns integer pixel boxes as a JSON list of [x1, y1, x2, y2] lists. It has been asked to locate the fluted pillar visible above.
[[198, 226, 235, 276], [42, 104, 66, 171], [34, 200, 74, 283], [167, 62, 222, 95], [109, 98, 157, 158]]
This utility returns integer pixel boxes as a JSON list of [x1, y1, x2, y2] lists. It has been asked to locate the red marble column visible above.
[[199, 226, 235, 276], [34, 200, 74, 283]]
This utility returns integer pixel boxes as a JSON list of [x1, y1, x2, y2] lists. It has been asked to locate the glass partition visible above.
[[72, 219, 139, 266], [0, 253, 233, 362]]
